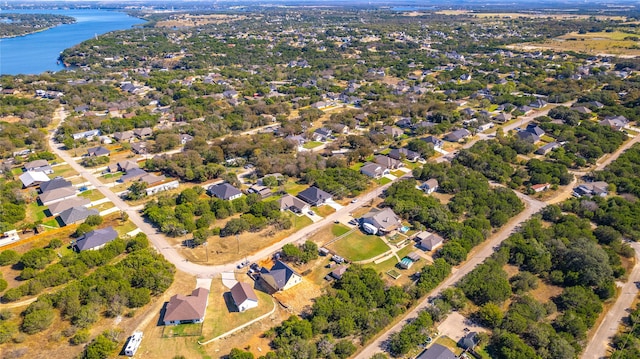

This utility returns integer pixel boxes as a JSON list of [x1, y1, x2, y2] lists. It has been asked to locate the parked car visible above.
[[351, 198, 358, 203]]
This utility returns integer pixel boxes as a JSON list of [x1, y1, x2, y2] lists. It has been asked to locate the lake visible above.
[[0, 9, 145, 75]]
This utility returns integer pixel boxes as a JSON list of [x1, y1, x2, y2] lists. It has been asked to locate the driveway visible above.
[[437, 312, 487, 342]]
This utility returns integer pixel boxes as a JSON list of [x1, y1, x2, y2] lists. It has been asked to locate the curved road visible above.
[[48, 108, 409, 277]]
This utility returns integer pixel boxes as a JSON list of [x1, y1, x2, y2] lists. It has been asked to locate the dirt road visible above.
[[354, 191, 547, 359]]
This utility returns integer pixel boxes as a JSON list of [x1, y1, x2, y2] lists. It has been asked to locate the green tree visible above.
[[478, 303, 504, 328], [229, 348, 255, 359]]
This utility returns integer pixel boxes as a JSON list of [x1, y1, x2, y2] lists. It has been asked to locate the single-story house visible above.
[[388, 148, 420, 162], [163, 288, 210, 325], [24, 159, 54, 174], [360, 162, 389, 179], [375, 155, 403, 170], [74, 226, 118, 251], [573, 181, 609, 198], [140, 173, 166, 186], [208, 183, 243, 201], [87, 146, 110, 157], [459, 332, 479, 350], [535, 142, 560, 155], [444, 128, 471, 142], [133, 127, 153, 138], [599, 116, 629, 131], [47, 197, 90, 216], [416, 344, 457, 359], [146, 180, 180, 196], [72, 129, 101, 140], [120, 168, 148, 183], [312, 128, 332, 142], [58, 206, 99, 226], [39, 186, 77, 206], [19, 171, 50, 188], [297, 186, 332, 206], [493, 113, 512, 123], [179, 134, 194, 144], [478, 122, 494, 132], [113, 130, 134, 142], [572, 106, 592, 115], [422, 136, 444, 150], [361, 208, 401, 235], [260, 260, 302, 292], [248, 184, 272, 198], [420, 179, 439, 194], [118, 160, 140, 173], [278, 194, 310, 214], [230, 282, 259, 312], [130, 142, 148, 155], [529, 99, 547, 109], [416, 232, 444, 251], [39, 177, 72, 193], [329, 266, 348, 280], [517, 131, 540, 144], [383, 125, 403, 138]]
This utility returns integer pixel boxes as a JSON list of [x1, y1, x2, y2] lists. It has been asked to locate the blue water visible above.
[[0, 9, 145, 75]]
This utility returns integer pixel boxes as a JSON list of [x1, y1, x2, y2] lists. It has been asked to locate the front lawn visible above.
[[314, 205, 336, 217], [77, 189, 105, 202], [377, 177, 392, 185], [284, 181, 309, 196], [303, 141, 324, 149], [328, 231, 390, 261]]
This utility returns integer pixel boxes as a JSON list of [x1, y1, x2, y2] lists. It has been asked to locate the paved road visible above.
[[48, 108, 408, 277], [354, 191, 547, 359], [582, 242, 640, 359]]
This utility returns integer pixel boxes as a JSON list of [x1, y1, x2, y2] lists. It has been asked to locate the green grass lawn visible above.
[[540, 135, 556, 143], [115, 220, 138, 237], [349, 162, 364, 171], [163, 323, 202, 338], [365, 254, 399, 274], [391, 170, 404, 177], [42, 218, 60, 228], [328, 231, 390, 261], [11, 168, 23, 175], [377, 177, 392, 185], [487, 104, 499, 112], [302, 141, 324, 149], [378, 148, 391, 155], [332, 224, 351, 236], [292, 214, 313, 231], [90, 202, 115, 213], [284, 181, 308, 196], [27, 201, 49, 221], [51, 164, 78, 178], [314, 205, 336, 217], [78, 189, 105, 202]]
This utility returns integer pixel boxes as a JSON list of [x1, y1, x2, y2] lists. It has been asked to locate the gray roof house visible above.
[[416, 344, 457, 359], [535, 142, 561, 155], [573, 181, 609, 198], [278, 194, 310, 213], [179, 134, 194, 144], [417, 232, 444, 251], [130, 142, 148, 154], [39, 177, 72, 193], [58, 206, 99, 226], [361, 208, 401, 235], [133, 127, 153, 138], [113, 130, 134, 142], [120, 167, 148, 183], [600, 115, 629, 131], [24, 159, 54, 174], [375, 155, 403, 169], [388, 148, 420, 162], [39, 186, 77, 206], [420, 178, 439, 194], [444, 128, 471, 142], [517, 131, 540, 144], [75, 226, 118, 251], [208, 183, 243, 201], [230, 282, 259, 312], [459, 332, 479, 350], [87, 146, 110, 157], [529, 99, 547, 109], [360, 162, 389, 179], [260, 260, 302, 292], [383, 125, 403, 138], [163, 288, 209, 325], [19, 171, 50, 188], [422, 136, 444, 150], [297, 186, 332, 206], [47, 197, 90, 216]]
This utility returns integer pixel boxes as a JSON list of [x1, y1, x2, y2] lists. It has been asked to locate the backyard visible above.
[[327, 231, 390, 262]]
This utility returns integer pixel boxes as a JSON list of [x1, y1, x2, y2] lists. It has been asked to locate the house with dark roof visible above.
[[383, 125, 403, 138], [297, 186, 332, 206], [600, 115, 629, 131], [230, 282, 259, 312], [573, 181, 609, 198], [75, 226, 118, 251], [39, 177, 72, 193], [422, 136, 444, 150], [388, 148, 420, 162], [58, 206, 99, 226], [87, 146, 110, 157], [529, 99, 547, 109], [420, 179, 439, 194], [208, 183, 243, 201], [312, 128, 332, 142], [39, 186, 77, 206], [163, 288, 209, 325], [120, 168, 148, 183], [416, 344, 457, 359], [130, 142, 148, 155], [361, 208, 401, 235], [459, 332, 479, 350], [24, 159, 53, 174], [517, 131, 540, 144], [444, 128, 471, 142], [260, 260, 302, 292], [117, 160, 140, 173], [19, 171, 50, 188], [140, 173, 166, 186], [417, 232, 444, 251], [278, 195, 310, 214], [493, 113, 512, 123], [47, 197, 90, 216], [248, 184, 272, 198], [360, 162, 389, 179]]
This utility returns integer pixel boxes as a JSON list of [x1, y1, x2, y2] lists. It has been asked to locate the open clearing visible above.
[[508, 30, 640, 57], [156, 14, 248, 28], [327, 231, 390, 262]]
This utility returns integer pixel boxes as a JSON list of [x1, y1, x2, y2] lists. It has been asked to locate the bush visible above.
[[0, 250, 20, 266], [21, 301, 55, 334], [84, 215, 103, 226], [71, 329, 91, 345]]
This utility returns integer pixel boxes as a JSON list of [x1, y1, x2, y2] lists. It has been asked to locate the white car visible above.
[[351, 198, 358, 203]]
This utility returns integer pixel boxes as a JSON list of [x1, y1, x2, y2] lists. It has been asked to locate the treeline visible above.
[[0, 179, 26, 231], [0, 234, 173, 345], [595, 144, 640, 197], [305, 168, 369, 199], [254, 262, 450, 359], [143, 187, 291, 240]]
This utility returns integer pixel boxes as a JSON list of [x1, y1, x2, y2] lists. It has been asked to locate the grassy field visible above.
[[314, 205, 336, 217], [377, 177, 392, 185], [510, 30, 640, 56], [302, 141, 323, 149], [283, 181, 308, 196], [328, 231, 389, 262], [114, 220, 138, 237], [201, 280, 274, 339], [77, 189, 105, 202], [89, 201, 115, 213], [332, 224, 351, 237], [50, 164, 78, 178]]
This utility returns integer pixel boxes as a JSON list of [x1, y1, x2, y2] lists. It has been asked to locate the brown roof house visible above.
[[39, 186, 77, 206], [417, 232, 444, 251], [230, 282, 259, 312], [164, 288, 209, 325], [278, 194, 310, 214]]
